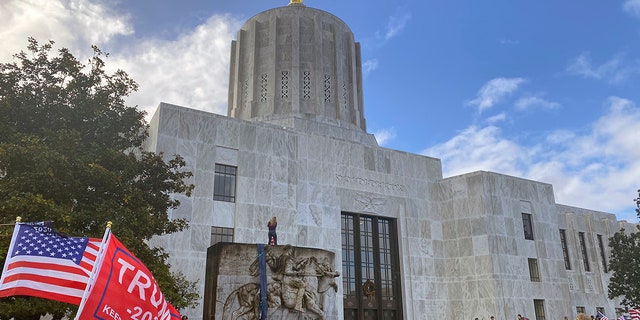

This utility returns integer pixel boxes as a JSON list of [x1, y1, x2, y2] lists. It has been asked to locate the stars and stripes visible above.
[[0, 222, 101, 305], [629, 309, 640, 320], [598, 311, 609, 320]]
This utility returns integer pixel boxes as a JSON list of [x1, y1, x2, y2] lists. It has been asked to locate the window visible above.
[[342, 213, 402, 320], [578, 232, 590, 272], [210, 226, 234, 246], [560, 229, 571, 270], [213, 164, 237, 202], [528, 258, 541, 282], [576, 307, 585, 315], [597, 235, 608, 273], [534, 299, 546, 320], [522, 213, 534, 240]]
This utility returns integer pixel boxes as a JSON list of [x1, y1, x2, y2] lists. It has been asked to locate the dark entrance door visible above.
[[341, 212, 402, 320]]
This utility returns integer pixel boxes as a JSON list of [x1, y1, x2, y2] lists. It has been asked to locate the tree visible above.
[[607, 188, 640, 307], [0, 38, 197, 319]]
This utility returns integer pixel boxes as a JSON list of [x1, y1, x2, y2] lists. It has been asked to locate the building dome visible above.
[[227, 3, 366, 132]]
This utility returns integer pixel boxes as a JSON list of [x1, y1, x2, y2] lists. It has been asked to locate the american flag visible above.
[[598, 311, 609, 320], [0, 222, 101, 305], [629, 309, 640, 320]]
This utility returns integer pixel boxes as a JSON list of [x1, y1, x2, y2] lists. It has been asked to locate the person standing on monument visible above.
[[268, 216, 278, 245]]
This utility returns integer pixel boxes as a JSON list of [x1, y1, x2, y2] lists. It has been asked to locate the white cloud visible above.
[[486, 112, 507, 124], [566, 52, 640, 84], [423, 96, 640, 222], [515, 95, 560, 111], [0, 0, 241, 119], [373, 127, 397, 146], [624, 0, 640, 17], [466, 77, 526, 113], [421, 126, 529, 177], [362, 59, 379, 77], [0, 0, 132, 62], [112, 15, 241, 117], [384, 12, 412, 41]]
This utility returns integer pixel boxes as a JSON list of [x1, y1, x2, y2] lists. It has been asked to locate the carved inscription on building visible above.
[[336, 174, 406, 193]]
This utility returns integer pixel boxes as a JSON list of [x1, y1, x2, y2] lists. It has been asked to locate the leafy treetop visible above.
[[0, 38, 197, 319]]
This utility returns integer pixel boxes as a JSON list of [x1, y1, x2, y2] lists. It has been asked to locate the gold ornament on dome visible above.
[[289, 0, 303, 5]]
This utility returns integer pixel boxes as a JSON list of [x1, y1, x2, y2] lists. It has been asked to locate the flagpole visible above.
[[0, 217, 21, 227], [75, 221, 112, 320], [0, 217, 21, 228]]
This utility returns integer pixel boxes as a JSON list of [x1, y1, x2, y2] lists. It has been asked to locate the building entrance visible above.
[[341, 212, 402, 320]]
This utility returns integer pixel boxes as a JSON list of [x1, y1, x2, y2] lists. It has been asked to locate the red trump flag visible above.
[[76, 232, 181, 320], [0, 222, 100, 305]]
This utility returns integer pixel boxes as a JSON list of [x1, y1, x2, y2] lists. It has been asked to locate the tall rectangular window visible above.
[[210, 226, 234, 246], [579, 232, 590, 272], [522, 213, 534, 240], [576, 307, 585, 315], [213, 164, 237, 202], [534, 299, 545, 320], [560, 229, 571, 270], [597, 235, 608, 273], [341, 213, 402, 320], [528, 258, 541, 282]]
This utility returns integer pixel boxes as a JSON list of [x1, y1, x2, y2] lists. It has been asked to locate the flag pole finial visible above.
[[106, 221, 112, 229], [16, 216, 21, 222]]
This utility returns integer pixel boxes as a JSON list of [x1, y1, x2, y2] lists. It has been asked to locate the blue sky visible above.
[[1, 0, 640, 222]]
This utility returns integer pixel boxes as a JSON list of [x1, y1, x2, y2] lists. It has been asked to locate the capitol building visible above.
[[144, 1, 636, 319]]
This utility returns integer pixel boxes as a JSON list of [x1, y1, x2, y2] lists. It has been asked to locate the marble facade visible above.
[[144, 3, 637, 320]]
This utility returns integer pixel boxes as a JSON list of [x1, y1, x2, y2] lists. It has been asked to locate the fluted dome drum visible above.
[[227, 3, 366, 131]]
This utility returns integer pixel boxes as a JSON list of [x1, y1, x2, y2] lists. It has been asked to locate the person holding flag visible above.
[[598, 311, 609, 320]]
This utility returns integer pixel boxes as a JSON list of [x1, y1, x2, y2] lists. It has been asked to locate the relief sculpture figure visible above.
[[222, 245, 339, 320]]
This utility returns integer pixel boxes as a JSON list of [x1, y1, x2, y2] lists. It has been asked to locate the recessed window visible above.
[[522, 213, 534, 240], [534, 299, 545, 320], [528, 258, 541, 282], [578, 232, 590, 272], [560, 229, 571, 270], [341, 212, 402, 319], [576, 307, 585, 314], [597, 235, 608, 273], [210, 226, 234, 246], [213, 164, 237, 202]]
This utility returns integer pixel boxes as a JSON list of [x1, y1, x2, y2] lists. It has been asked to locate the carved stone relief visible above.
[[207, 243, 340, 320], [568, 274, 576, 292], [585, 275, 594, 292], [354, 192, 386, 213]]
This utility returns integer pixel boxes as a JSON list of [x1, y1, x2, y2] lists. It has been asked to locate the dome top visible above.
[[227, 2, 367, 133]]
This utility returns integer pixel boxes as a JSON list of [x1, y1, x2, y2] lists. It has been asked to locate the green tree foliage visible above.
[[607, 188, 640, 307], [0, 38, 197, 319]]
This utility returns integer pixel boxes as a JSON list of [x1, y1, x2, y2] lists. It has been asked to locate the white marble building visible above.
[[144, 2, 636, 319]]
